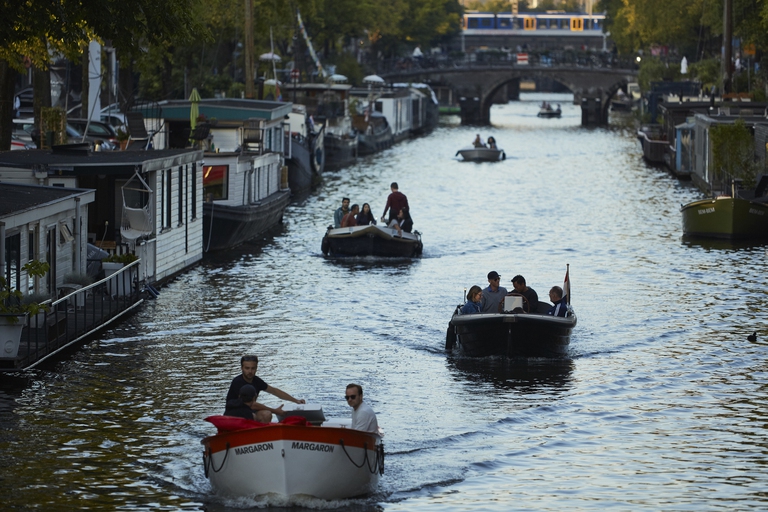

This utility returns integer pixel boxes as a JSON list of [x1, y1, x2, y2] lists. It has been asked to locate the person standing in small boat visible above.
[[341, 204, 359, 227], [226, 355, 306, 423], [356, 203, 377, 225], [223, 384, 259, 420], [547, 286, 568, 317], [510, 275, 539, 313], [346, 384, 379, 433], [461, 285, 483, 314], [481, 271, 507, 313], [334, 197, 350, 228], [381, 182, 409, 224]]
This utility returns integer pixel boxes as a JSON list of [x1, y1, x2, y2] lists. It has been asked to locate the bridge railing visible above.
[[377, 51, 638, 75]]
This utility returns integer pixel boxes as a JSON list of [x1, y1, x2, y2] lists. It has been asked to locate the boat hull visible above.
[[456, 148, 505, 162], [681, 196, 768, 239], [203, 190, 291, 251], [202, 424, 382, 500], [637, 127, 666, 163], [449, 311, 576, 358], [322, 225, 423, 257], [286, 137, 319, 197], [537, 110, 561, 118], [358, 127, 394, 155], [324, 134, 358, 170]]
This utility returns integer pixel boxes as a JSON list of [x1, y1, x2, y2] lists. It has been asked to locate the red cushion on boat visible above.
[[205, 415, 270, 432], [205, 415, 312, 432]]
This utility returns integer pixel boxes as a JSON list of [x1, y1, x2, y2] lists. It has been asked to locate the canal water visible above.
[[1, 93, 767, 511]]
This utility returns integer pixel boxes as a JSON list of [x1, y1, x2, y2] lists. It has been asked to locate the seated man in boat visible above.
[[226, 355, 306, 423], [510, 275, 538, 313], [460, 285, 483, 314], [480, 271, 507, 313], [223, 384, 259, 420], [472, 133, 486, 148], [547, 286, 568, 317], [341, 204, 360, 228], [334, 197, 350, 228], [346, 383, 379, 433]]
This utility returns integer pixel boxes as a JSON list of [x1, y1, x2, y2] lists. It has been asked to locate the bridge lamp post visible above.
[[602, 31, 611, 52]]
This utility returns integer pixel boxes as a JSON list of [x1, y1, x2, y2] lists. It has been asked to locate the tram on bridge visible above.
[[461, 11, 608, 50]]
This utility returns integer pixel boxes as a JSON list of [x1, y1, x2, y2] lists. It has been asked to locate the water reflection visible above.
[[682, 236, 768, 251], [446, 355, 574, 393]]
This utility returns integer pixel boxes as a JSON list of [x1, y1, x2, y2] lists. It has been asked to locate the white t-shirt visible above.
[[351, 402, 379, 433]]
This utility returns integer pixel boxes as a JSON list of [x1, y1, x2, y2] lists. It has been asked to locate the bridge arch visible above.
[[382, 64, 637, 126]]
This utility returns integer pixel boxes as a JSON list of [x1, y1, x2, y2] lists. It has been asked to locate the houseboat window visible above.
[[4, 232, 21, 294], [203, 165, 228, 200], [45, 227, 56, 294], [191, 163, 198, 219], [178, 166, 184, 226], [165, 170, 173, 229]]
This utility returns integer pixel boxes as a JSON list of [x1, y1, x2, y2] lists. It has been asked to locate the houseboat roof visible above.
[[156, 98, 293, 122], [0, 182, 94, 218], [0, 148, 203, 175]]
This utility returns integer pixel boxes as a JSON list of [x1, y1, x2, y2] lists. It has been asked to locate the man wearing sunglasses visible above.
[[345, 383, 379, 433], [481, 270, 508, 313], [226, 355, 305, 423]]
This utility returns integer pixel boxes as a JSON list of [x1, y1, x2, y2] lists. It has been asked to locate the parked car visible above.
[[13, 118, 105, 148], [68, 118, 119, 150]]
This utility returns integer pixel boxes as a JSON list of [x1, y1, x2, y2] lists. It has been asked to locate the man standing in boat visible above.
[[381, 182, 408, 224], [226, 355, 306, 423], [345, 383, 379, 433], [334, 197, 350, 228], [481, 271, 508, 313]]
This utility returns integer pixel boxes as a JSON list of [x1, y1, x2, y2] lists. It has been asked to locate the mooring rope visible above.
[[203, 443, 230, 477]]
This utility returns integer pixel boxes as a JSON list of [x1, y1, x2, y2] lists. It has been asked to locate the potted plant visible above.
[[0, 260, 50, 359], [116, 127, 130, 150], [102, 253, 139, 297]]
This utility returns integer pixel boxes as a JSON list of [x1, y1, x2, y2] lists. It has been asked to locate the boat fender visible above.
[[445, 324, 456, 351], [321, 236, 330, 255], [501, 151, 506, 160]]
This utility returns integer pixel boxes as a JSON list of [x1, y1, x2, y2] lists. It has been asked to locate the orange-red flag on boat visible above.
[[563, 264, 570, 305]]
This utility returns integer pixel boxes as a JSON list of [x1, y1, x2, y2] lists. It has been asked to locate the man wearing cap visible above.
[[226, 355, 305, 423], [480, 271, 508, 313], [224, 384, 259, 420]]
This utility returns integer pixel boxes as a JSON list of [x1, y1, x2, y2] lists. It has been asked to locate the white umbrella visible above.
[[680, 56, 688, 75], [264, 79, 282, 86], [363, 74, 385, 85], [329, 74, 348, 83], [259, 52, 282, 62]]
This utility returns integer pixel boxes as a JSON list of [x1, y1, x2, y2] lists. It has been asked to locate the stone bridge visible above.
[[382, 64, 639, 125]]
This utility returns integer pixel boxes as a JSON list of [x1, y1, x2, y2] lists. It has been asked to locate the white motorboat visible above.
[[456, 147, 506, 162], [202, 405, 383, 500], [321, 224, 423, 257]]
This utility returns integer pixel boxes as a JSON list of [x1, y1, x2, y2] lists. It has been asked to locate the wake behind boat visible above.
[[456, 146, 506, 162], [202, 405, 383, 500], [322, 224, 423, 257], [447, 295, 576, 358]]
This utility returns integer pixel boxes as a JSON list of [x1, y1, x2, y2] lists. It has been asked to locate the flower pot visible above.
[[102, 262, 133, 297], [119, 140, 129, 150], [0, 313, 28, 359]]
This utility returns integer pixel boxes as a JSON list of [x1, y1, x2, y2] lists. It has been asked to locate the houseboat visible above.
[[144, 98, 293, 251]]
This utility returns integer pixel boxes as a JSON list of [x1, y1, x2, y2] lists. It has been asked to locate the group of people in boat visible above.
[[460, 271, 568, 317], [540, 102, 561, 112], [222, 354, 380, 433], [333, 182, 414, 236], [472, 134, 499, 150]]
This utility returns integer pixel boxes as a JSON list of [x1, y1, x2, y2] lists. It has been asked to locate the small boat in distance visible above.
[[202, 406, 383, 500], [456, 147, 506, 162], [637, 124, 667, 164], [537, 102, 562, 118], [681, 175, 768, 239], [322, 224, 423, 257]]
